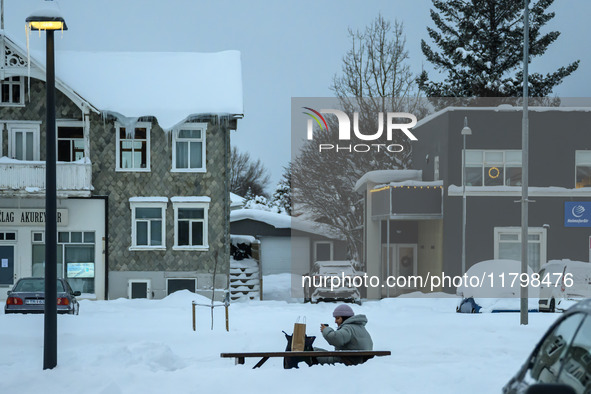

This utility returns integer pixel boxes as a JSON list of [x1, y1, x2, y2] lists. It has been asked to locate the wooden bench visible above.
[[220, 350, 391, 369]]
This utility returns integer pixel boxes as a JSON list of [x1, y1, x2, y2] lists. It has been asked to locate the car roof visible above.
[[565, 298, 591, 315]]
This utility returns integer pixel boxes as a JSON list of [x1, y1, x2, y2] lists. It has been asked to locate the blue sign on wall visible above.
[[565, 202, 591, 227]]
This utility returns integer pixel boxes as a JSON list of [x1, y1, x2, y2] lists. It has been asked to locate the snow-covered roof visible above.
[[170, 196, 211, 203], [7, 24, 243, 131], [354, 170, 422, 193], [230, 209, 343, 239], [448, 185, 591, 197], [30, 49, 243, 130], [128, 196, 168, 203], [415, 105, 591, 129], [230, 193, 245, 209], [374, 180, 443, 190]]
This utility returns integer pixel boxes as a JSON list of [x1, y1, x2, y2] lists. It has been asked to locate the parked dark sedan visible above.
[[4, 278, 80, 315], [503, 299, 591, 394]]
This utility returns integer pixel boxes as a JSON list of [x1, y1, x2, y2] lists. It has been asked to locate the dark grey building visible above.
[[358, 105, 591, 299]]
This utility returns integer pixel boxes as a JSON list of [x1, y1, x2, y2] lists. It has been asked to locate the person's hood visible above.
[[342, 314, 368, 327]]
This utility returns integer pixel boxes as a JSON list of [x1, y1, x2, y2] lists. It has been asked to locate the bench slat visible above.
[[220, 350, 390, 358]]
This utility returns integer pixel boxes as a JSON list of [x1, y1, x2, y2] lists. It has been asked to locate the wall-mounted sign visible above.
[[67, 263, 94, 278], [565, 202, 591, 227], [0, 209, 68, 226]]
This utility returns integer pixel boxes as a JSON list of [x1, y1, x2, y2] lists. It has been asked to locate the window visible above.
[[130, 199, 167, 249], [527, 313, 585, 385], [116, 122, 151, 171], [494, 227, 546, 272], [557, 316, 591, 392], [7, 123, 40, 161], [172, 123, 206, 172], [31, 231, 96, 294], [57, 122, 85, 162], [167, 278, 196, 295], [0, 231, 17, 241], [464, 150, 522, 186], [576, 151, 591, 188], [172, 197, 210, 250], [1, 76, 24, 106], [314, 241, 333, 262]]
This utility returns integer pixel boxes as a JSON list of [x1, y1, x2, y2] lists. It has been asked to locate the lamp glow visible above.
[[28, 20, 66, 31]]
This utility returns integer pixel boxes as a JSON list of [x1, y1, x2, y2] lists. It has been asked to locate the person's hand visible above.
[[320, 324, 327, 332]]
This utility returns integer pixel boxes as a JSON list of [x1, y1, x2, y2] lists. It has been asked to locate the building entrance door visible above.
[[0, 245, 15, 286], [381, 243, 418, 296]]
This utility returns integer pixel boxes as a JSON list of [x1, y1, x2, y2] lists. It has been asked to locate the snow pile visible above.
[[230, 235, 257, 246], [0, 274, 558, 394], [230, 257, 258, 269], [0, 274, 561, 394], [457, 259, 540, 313], [243, 195, 288, 214]]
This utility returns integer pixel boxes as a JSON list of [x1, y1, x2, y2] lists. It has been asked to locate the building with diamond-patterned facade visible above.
[[0, 33, 243, 301]]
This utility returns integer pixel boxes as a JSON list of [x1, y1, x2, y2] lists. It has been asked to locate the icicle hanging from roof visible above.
[[101, 111, 139, 138]]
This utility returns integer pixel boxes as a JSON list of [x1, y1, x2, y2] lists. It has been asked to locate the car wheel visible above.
[[549, 298, 555, 313], [354, 300, 362, 306]]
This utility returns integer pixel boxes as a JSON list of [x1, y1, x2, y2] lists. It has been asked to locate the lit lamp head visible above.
[[26, 0, 67, 31], [461, 116, 472, 136]]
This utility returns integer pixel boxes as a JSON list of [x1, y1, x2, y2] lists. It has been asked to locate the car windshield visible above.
[[13, 279, 65, 293]]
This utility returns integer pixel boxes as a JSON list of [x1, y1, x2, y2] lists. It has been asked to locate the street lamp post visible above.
[[461, 117, 472, 275], [26, 0, 67, 370]]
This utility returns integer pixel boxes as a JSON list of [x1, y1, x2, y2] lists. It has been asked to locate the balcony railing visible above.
[[0, 159, 93, 195]]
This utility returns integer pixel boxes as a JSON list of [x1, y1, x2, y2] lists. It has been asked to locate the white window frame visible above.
[[171, 123, 207, 173], [463, 149, 522, 187], [57, 120, 86, 162], [116, 122, 151, 172], [0, 76, 25, 107], [313, 241, 334, 262], [493, 227, 547, 272], [172, 197, 210, 251], [7, 122, 41, 161], [129, 199, 167, 250], [575, 150, 591, 188]]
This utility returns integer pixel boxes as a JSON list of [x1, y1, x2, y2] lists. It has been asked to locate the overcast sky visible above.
[[5, 0, 591, 190]]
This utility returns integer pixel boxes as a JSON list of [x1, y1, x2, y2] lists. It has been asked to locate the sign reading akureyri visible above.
[[0, 209, 68, 226], [565, 202, 591, 227]]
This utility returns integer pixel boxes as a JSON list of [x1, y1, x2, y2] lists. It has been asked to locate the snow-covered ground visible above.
[[1, 274, 561, 394]]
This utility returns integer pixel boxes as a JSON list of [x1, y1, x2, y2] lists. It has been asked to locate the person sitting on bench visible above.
[[314, 304, 373, 365]]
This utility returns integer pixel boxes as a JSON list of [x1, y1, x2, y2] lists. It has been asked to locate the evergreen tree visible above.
[[271, 164, 292, 215], [418, 0, 579, 97]]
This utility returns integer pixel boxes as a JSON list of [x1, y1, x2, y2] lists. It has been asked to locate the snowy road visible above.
[[0, 274, 559, 394]]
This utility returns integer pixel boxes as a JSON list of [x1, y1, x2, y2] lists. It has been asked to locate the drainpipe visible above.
[[224, 118, 231, 292]]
